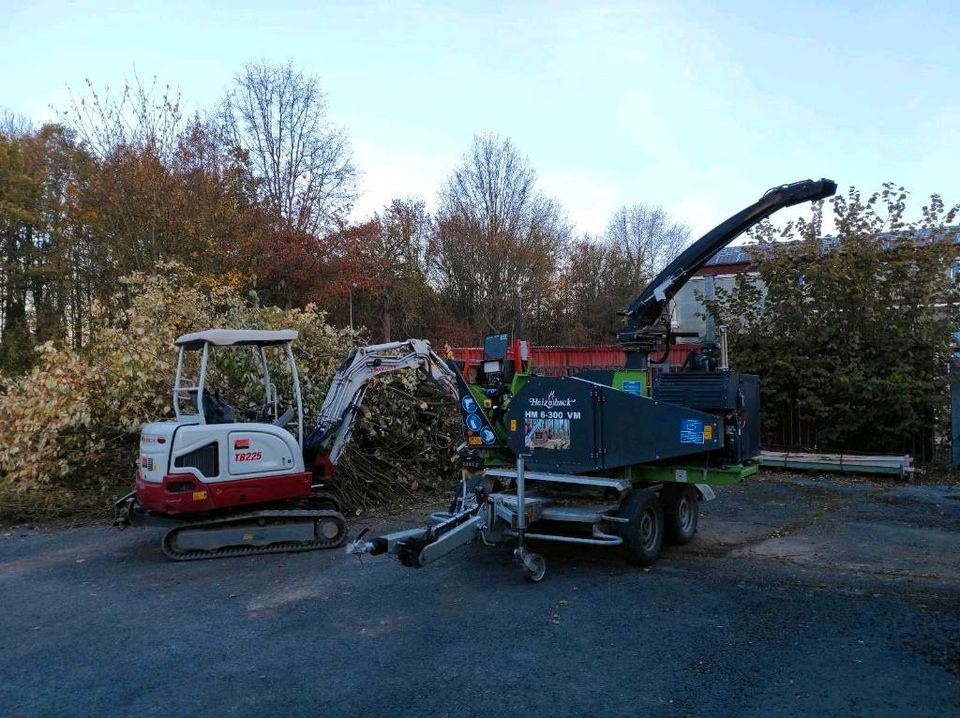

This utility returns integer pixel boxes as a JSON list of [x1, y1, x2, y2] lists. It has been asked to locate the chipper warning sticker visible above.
[[524, 418, 570, 450], [680, 418, 705, 444]]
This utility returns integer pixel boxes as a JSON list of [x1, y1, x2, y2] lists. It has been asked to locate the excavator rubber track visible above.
[[161, 509, 348, 561]]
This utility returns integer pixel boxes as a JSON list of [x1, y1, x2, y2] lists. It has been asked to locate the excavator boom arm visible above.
[[304, 339, 458, 468]]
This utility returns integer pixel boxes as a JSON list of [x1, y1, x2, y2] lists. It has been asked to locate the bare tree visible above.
[[432, 133, 569, 338], [59, 71, 184, 159], [0, 108, 34, 138], [555, 236, 641, 343], [221, 60, 357, 235], [604, 204, 691, 285]]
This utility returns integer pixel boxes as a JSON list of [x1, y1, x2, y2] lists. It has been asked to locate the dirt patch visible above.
[[904, 598, 960, 677], [242, 577, 357, 619]]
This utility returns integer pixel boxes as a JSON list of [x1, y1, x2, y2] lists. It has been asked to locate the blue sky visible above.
[[2, 0, 957, 237]]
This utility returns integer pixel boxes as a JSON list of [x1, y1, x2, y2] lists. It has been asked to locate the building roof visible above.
[[700, 227, 960, 271], [704, 246, 752, 267], [175, 329, 298, 349]]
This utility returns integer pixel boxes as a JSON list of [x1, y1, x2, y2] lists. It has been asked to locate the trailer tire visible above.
[[664, 485, 699, 545], [618, 489, 663, 566], [522, 553, 546, 583]]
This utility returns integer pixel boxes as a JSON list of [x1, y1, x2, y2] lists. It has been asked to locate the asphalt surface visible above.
[[1, 472, 958, 717]]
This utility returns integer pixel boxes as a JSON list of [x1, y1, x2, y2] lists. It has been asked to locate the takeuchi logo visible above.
[[529, 390, 576, 409]]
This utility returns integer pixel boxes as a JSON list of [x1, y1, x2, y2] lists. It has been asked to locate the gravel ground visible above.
[[1, 471, 958, 717]]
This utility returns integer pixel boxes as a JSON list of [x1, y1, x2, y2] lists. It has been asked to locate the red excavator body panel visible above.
[[135, 470, 313, 515]]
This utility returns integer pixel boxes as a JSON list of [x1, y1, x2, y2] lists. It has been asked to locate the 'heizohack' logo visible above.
[[528, 390, 576, 409]]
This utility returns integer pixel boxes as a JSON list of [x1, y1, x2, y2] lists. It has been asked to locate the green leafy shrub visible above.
[[705, 185, 958, 458]]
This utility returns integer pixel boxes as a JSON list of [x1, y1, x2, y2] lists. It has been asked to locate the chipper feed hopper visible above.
[[350, 178, 838, 581]]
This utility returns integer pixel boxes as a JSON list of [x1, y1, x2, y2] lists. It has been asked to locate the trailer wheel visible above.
[[522, 553, 546, 583], [664, 485, 699, 545], [618, 489, 663, 566]]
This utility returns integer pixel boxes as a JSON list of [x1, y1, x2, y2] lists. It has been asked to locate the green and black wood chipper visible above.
[[349, 179, 837, 581]]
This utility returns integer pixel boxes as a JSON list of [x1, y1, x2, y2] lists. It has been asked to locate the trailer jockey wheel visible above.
[[617, 488, 664, 566], [521, 552, 546, 583], [515, 546, 546, 582], [664, 485, 699, 545]]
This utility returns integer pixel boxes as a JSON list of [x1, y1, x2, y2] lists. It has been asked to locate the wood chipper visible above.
[[349, 178, 837, 581]]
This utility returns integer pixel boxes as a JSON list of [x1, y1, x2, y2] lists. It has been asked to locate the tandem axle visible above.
[[349, 458, 718, 582]]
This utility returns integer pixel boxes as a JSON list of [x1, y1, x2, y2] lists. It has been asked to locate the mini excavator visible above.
[[348, 178, 837, 581], [115, 335, 457, 560]]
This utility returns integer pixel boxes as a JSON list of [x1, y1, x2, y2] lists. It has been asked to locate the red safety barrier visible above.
[[449, 343, 699, 375]]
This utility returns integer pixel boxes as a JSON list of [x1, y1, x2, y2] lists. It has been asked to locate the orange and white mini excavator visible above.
[[115, 330, 457, 560]]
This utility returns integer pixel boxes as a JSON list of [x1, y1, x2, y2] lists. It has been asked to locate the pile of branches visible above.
[[333, 379, 462, 513], [0, 425, 140, 524], [0, 373, 463, 524]]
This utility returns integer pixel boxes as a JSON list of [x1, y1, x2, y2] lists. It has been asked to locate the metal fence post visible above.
[[952, 379, 960, 467]]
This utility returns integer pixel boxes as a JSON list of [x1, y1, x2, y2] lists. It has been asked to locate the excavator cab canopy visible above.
[[174, 328, 298, 349], [171, 328, 304, 447]]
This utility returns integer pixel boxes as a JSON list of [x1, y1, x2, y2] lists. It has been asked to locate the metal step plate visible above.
[[539, 503, 620, 524], [484, 468, 631, 492]]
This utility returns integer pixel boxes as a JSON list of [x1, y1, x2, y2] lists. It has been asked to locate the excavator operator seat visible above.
[[188, 388, 236, 424]]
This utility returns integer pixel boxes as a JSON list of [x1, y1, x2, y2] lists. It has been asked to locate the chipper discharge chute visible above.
[[349, 178, 838, 581]]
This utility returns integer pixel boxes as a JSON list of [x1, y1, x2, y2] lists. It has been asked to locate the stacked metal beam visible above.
[[760, 450, 913, 477]]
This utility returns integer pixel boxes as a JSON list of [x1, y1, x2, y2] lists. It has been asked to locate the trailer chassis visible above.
[[348, 459, 716, 582]]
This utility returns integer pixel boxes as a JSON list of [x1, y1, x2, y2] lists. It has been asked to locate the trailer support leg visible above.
[[513, 454, 546, 582]]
